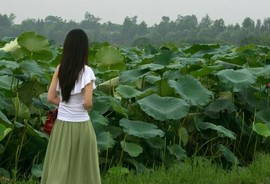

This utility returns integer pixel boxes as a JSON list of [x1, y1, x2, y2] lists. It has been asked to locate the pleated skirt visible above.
[[40, 119, 101, 184]]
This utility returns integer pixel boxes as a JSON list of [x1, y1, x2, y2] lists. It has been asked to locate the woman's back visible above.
[[56, 65, 96, 122]]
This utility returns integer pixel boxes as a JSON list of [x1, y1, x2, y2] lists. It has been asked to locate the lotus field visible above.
[[1, 32, 270, 179]]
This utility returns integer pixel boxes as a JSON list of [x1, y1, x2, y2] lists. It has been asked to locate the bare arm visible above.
[[47, 68, 60, 106], [83, 81, 94, 111]]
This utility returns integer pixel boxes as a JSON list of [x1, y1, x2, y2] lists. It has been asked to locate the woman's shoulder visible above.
[[84, 65, 90, 70], [84, 65, 95, 73]]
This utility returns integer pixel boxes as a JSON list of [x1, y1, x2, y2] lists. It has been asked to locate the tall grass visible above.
[[2, 153, 270, 184], [103, 153, 270, 184]]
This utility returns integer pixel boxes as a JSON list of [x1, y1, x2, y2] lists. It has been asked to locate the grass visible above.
[[2, 153, 270, 184], [102, 154, 270, 184]]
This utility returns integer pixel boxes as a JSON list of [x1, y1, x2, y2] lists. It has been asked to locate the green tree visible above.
[[197, 15, 213, 43], [212, 19, 225, 33], [242, 17, 255, 29], [80, 12, 101, 29], [176, 14, 198, 31], [0, 13, 15, 38], [121, 16, 139, 45], [199, 14, 212, 29], [262, 18, 270, 31]]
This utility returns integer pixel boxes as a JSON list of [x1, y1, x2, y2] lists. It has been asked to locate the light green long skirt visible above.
[[41, 120, 101, 184]]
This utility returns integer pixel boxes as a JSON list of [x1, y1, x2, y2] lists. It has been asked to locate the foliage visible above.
[[1, 32, 270, 180], [2, 13, 270, 46], [101, 153, 270, 184], [4, 153, 270, 183]]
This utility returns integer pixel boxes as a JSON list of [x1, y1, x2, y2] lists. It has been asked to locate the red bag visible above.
[[43, 109, 58, 135]]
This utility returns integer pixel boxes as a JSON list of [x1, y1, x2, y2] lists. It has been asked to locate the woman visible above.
[[41, 29, 101, 184]]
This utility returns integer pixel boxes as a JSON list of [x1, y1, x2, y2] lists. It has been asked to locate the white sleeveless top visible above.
[[56, 65, 96, 122]]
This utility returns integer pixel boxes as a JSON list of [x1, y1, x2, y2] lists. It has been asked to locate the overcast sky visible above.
[[1, 0, 270, 26]]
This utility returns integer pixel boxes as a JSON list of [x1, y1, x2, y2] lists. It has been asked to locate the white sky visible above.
[[1, 0, 270, 26]]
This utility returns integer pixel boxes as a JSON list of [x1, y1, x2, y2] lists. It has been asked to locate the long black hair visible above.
[[58, 29, 89, 102]]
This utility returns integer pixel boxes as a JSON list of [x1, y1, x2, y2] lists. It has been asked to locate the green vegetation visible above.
[[1, 13, 270, 46], [1, 32, 270, 182], [2, 153, 270, 183], [102, 153, 270, 184]]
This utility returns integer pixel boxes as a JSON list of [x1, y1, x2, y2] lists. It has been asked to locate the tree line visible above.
[[1, 12, 270, 47]]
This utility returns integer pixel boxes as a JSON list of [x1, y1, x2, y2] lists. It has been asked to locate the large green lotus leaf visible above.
[[163, 71, 182, 80], [144, 75, 161, 84], [216, 69, 256, 92], [0, 111, 11, 125], [146, 137, 164, 149], [119, 118, 164, 139], [26, 124, 48, 139], [97, 131, 115, 151], [0, 68, 12, 77], [92, 95, 111, 114], [255, 109, 270, 127], [247, 66, 270, 77], [214, 52, 246, 66], [108, 126, 123, 139], [121, 47, 142, 61], [0, 49, 11, 59], [0, 76, 14, 90], [0, 124, 12, 141], [18, 78, 47, 106], [36, 93, 55, 110], [138, 63, 164, 71], [160, 43, 179, 52], [192, 45, 232, 58], [121, 141, 143, 157], [204, 98, 237, 119], [119, 69, 150, 84], [96, 46, 125, 72], [166, 63, 184, 70], [236, 45, 265, 67], [17, 32, 53, 60], [235, 44, 256, 52], [176, 57, 202, 66], [110, 97, 128, 117], [0, 60, 20, 69], [144, 44, 159, 55], [17, 32, 50, 52], [167, 144, 187, 161], [253, 122, 270, 137], [218, 144, 239, 165], [168, 75, 213, 106], [116, 85, 142, 99], [12, 96, 30, 119], [137, 94, 190, 121], [136, 87, 157, 100], [238, 88, 268, 113], [90, 111, 109, 126], [198, 122, 236, 140], [190, 65, 223, 77], [153, 49, 172, 66], [20, 60, 45, 78], [183, 44, 221, 55], [31, 50, 53, 61]]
